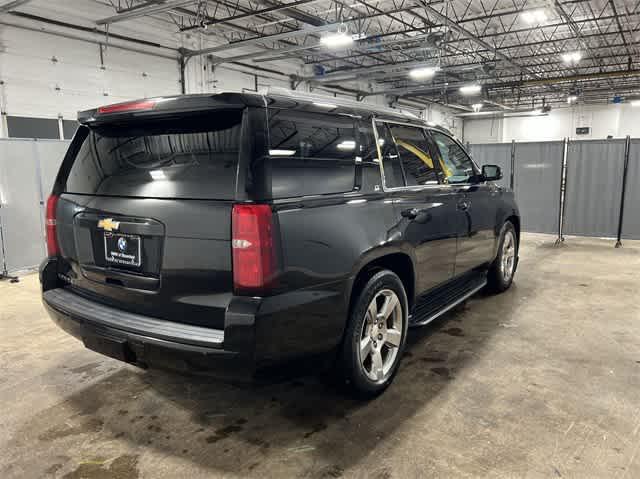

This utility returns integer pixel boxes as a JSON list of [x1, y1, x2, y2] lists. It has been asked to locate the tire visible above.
[[339, 270, 408, 398], [486, 221, 518, 293]]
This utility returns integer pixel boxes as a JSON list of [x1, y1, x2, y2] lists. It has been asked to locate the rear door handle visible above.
[[457, 200, 470, 211], [401, 208, 420, 220]]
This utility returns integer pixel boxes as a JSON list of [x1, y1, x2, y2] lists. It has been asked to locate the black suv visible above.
[[41, 92, 519, 396]]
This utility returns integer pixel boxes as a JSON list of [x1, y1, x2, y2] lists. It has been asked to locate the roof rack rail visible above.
[[261, 87, 422, 120]]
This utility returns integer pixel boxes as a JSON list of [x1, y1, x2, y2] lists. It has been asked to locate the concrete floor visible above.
[[1, 234, 639, 479]]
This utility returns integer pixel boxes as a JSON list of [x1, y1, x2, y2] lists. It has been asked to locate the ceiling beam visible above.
[[96, 0, 196, 25], [0, 0, 32, 12]]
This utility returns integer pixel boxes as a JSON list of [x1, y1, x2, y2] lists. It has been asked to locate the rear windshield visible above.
[[64, 111, 243, 199]]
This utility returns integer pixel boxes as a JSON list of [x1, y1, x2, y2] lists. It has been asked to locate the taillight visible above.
[[232, 204, 276, 294], [97, 99, 157, 114], [45, 195, 60, 257]]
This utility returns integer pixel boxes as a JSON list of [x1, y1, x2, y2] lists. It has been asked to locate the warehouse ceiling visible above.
[[3, 0, 639, 113]]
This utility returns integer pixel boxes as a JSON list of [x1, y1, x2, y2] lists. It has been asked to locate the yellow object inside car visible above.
[[395, 139, 453, 178]]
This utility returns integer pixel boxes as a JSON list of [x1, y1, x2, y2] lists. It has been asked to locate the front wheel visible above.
[[486, 221, 518, 293], [339, 270, 408, 398]]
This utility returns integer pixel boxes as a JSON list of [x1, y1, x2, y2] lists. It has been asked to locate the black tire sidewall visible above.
[[341, 270, 408, 397]]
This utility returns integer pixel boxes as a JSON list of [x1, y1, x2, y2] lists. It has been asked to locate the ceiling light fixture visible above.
[[408, 66, 439, 80], [471, 103, 483, 112], [522, 9, 547, 24], [562, 51, 582, 64], [337, 140, 356, 150], [313, 102, 338, 109], [459, 84, 482, 95], [320, 24, 353, 48], [269, 149, 296, 156], [567, 95, 578, 104]]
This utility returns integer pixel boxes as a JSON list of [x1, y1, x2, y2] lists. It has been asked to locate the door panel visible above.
[[393, 189, 457, 293], [454, 184, 499, 274], [429, 130, 496, 274]]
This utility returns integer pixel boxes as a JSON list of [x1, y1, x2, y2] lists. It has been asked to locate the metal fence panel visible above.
[[35, 140, 70, 198], [513, 141, 564, 234], [468, 143, 512, 188], [564, 139, 626, 238], [0, 139, 68, 273], [622, 139, 640, 239]]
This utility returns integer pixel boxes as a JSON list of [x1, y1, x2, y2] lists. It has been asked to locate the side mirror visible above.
[[482, 164, 503, 181]]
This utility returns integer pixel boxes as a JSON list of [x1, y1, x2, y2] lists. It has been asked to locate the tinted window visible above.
[[388, 124, 440, 186], [431, 130, 477, 184], [266, 110, 356, 198], [358, 121, 383, 193], [375, 122, 404, 189], [64, 111, 243, 199], [268, 110, 355, 159]]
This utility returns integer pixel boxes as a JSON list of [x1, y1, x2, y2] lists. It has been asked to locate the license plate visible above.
[[104, 232, 141, 267]]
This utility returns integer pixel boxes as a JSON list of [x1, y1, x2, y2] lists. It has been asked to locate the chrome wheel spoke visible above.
[[360, 336, 373, 359], [371, 349, 384, 380], [367, 301, 377, 323], [386, 328, 402, 347], [379, 292, 399, 320]]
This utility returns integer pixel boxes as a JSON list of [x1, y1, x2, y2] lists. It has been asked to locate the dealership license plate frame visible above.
[[104, 232, 142, 267]]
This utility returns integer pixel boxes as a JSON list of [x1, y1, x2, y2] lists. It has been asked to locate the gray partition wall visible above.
[[467, 143, 512, 188], [0, 139, 69, 273], [622, 139, 640, 239], [564, 139, 626, 238], [513, 141, 564, 234]]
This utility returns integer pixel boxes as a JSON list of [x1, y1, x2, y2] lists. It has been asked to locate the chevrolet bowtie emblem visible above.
[[97, 218, 120, 232]]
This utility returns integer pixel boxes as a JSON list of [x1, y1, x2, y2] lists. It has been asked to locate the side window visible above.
[[374, 122, 404, 189], [268, 110, 355, 159], [358, 120, 383, 193], [387, 124, 440, 186], [266, 110, 356, 198], [430, 130, 478, 184]]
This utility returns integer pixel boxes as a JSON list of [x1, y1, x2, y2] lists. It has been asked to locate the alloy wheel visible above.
[[359, 289, 403, 383]]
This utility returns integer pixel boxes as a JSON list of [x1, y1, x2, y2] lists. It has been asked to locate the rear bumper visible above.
[[40, 260, 349, 379], [43, 288, 254, 379]]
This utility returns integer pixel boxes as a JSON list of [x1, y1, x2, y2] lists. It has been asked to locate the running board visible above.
[[409, 273, 487, 327]]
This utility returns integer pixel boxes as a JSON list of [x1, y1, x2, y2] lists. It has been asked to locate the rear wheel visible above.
[[339, 270, 408, 397], [486, 221, 517, 293]]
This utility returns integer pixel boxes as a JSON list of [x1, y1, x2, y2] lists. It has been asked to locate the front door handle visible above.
[[457, 200, 471, 211], [401, 208, 420, 220]]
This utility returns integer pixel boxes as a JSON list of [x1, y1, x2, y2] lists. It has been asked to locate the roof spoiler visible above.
[[77, 93, 257, 124]]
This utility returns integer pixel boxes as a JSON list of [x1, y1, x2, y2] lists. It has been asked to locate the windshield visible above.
[[64, 111, 243, 199]]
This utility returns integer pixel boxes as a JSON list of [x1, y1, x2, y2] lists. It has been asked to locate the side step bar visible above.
[[409, 273, 487, 327]]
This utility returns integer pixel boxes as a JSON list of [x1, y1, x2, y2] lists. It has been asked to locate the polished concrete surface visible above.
[[1, 234, 639, 478]]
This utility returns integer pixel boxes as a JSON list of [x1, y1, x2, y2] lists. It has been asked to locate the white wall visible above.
[[0, 0, 461, 137], [0, 25, 181, 120], [464, 104, 640, 144]]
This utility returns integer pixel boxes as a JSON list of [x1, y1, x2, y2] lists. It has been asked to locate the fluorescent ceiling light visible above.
[[313, 102, 338, 109], [562, 51, 582, 64], [269, 149, 296, 156], [150, 170, 166, 180], [409, 66, 439, 80], [459, 84, 482, 95], [471, 103, 483, 112], [337, 140, 356, 150], [630, 100, 640, 107], [567, 95, 578, 104], [320, 31, 353, 48], [522, 9, 547, 24]]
